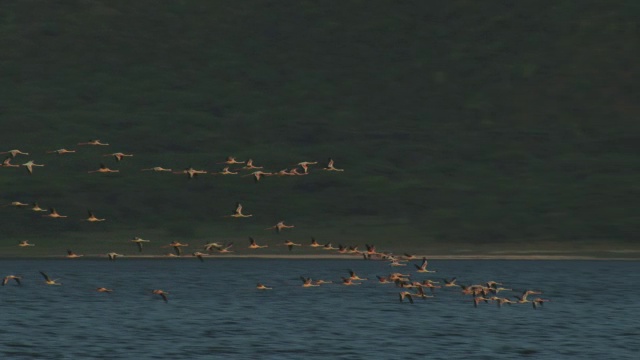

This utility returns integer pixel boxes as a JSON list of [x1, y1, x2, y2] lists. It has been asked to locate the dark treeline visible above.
[[0, 1, 637, 254]]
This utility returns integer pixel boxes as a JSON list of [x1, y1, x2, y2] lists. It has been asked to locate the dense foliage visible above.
[[0, 1, 637, 255]]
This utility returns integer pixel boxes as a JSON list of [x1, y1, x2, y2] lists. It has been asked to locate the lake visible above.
[[1, 258, 638, 359]]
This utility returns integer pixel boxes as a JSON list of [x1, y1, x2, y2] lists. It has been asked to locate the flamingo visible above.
[[532, 298, 550, 309], [248, 237, 268, 249], [152, 289, 169, 303], [238, 159, 263, 170], [193, 252, 207, 262], [131, 237, 151, 252], [78, 139, 109, 146], [104, 152, 133, 162], [88, 163, 119, 173], [2, 275, 22, 286], [22, 160, 44, 175], [39, 271, 61, 285], [217, 156, 244, 165], [5, 201, 29, 207], [322, 158, 344, 171], [282, 240, 302, 251], [173, 166, 206, 179], [83, 210, 106, 222], [243, 171, 273, 182], [66, 250, 83, 258], [226, 202, 252, 218], [266, 221, 295, 233], [341, 277, 361, 286], [347, 269, 367, 281], [212, 166, 238, 175], [216, 242, 234, 254], [300, 277, 319, 287], [1, 157, 20, 167], [107, 252, 123, 261], [46, 148, 76, 155], [297, 161, 317, 174], [167, 241, 189, 256], [141, 166, 172, 172], [31, 202, 48, 212], [309, 237, 323, 247], [443, 277, 459, 287], [415, 257, 436, 273], [43, 208, 68, 218], [0, 149, 29, 158]]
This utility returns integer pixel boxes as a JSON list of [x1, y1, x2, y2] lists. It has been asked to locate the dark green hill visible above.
[[0, 1, 638, 256]]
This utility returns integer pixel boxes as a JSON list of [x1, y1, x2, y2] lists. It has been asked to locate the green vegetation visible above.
[[0, 1, 638, 256]]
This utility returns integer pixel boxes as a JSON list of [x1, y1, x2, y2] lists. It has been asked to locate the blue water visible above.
[[1, 259, 638, 359]]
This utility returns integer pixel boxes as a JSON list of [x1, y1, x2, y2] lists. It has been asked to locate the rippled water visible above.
[[1, 258, 638, 359]]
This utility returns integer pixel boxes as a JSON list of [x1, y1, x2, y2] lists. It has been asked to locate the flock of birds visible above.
[[1, 141, 549, 308]]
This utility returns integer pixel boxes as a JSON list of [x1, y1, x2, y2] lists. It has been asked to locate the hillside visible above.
[[0, 1, 638, 256]]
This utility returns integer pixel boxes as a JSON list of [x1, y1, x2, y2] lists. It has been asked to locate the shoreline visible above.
[[1, 253, 639, 260]]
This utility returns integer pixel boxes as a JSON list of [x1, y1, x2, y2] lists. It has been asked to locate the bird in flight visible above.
[[399, 291, 414, 303], [107, 252, 123, 261], [46, 148, 76, 155], [282, 240, 302, 251], [78, 139, 109, 146], [218, 156, 244, 165], [532, 298, 550, 309], [248, 237, 268, 249], [66, 249, 83, 258], [226, 202, 252, 218], [22, 160, 45, 175], [39, 271, 61, 285], [4, 201, 29, 208], [212, 166, 238, 175], [173, 166, 207, 179], [1, 149, 29, 158], [442, 277, 459, 287], [43, 208, 68, 219], [266, 221, 295, 233], [243, 170, 273, 183], [141, 166, 172, 172], [322, 158, 344, 171], [238, 159, 263, 170], [168, 241, 189, 256], [203, 242, 224, 252], [347, 269, 367, 281], [31, 202, 48, 212], [88, 163, 119, 173], [104, 152, 133, 162], [83, 210, 106, 222], [216, 242, 234, 254], [192, 252, 208, 262], [414, 257, 436, 273], [340, 277, 361, 286], [297, 161, 317, 174], [131, 237, 151, 252], [300, 277, 320, 287], [18, 240, 35, 247], [288, 168, 307, 176], [2, 275, 22, 286], [309, 237, 323, 247], [1, 157, 20, 167], [152, 289, 169, 303]]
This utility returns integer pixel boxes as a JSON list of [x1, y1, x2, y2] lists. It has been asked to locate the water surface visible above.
[[1, 259, 638, 359]]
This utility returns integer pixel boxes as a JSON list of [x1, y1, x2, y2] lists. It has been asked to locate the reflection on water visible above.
[[1, 259, 638, 359]]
